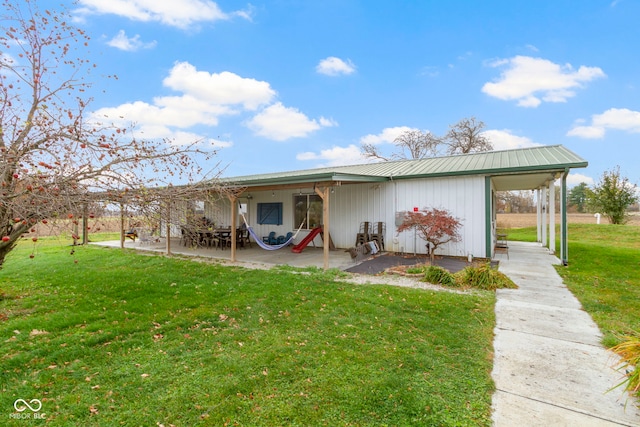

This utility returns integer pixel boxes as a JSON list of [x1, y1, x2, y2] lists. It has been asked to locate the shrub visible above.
[[454, 263, 517, 290], [405, 265, 427, 275], [423, 265, 457, 287], [610, 334, 640, 397]]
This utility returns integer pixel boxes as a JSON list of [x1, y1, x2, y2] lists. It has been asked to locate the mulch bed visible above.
[[345, 253, 476, 275]]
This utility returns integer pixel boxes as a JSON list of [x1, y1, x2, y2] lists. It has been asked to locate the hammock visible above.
[[241, 213, 305, 251]]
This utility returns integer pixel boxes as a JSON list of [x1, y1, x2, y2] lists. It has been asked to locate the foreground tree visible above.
[[444, 116, 493, 155], [0, 1, 214, 267], [396, 208, 462, 263], [587, 166, 638, 225]]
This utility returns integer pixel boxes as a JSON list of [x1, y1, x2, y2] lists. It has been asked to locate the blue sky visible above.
[[65, 0, 640, 187]]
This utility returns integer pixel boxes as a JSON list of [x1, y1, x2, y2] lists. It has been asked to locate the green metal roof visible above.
[[221, 145, 587, 188]]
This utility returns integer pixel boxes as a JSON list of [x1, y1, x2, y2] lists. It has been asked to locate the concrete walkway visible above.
[[492, 241, 640, 426]]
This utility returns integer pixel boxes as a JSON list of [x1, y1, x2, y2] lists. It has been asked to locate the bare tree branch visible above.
[[444, 116, 493, 155], [0, 0, 221, 267]]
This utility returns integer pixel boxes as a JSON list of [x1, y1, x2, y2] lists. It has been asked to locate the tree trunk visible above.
[[0, 242, 17, 269]]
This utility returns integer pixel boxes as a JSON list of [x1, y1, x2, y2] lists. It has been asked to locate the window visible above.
[[294, 194, 322, 229], [257, 202, 283, 225]]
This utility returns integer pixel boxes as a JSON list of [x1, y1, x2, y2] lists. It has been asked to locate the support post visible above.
[[560, 170, 569, 265], [315, 186, 330, 270], [541, 186, 548, 248], [229, 195, 237, 262], [549, 180, 556, 254], [120, 203, 125, 249], [536, 189, 542, 243], [82, 203, 89, 245], [165, 201, 172, 256]]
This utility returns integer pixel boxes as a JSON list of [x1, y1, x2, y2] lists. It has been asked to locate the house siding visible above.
[[202, 175, 487, 257], [392, 175, 486, 258]]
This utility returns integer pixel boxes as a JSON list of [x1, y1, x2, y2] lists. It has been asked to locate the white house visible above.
[[200, 145, 587, 268]]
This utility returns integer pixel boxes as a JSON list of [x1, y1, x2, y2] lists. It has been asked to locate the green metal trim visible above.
[[222, 172, 389, 187], [485, 176, 493, 258], [393, 164, 587, 182], [220, 145, 588, 188]]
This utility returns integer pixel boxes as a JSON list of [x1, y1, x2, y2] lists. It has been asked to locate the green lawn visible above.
[[509, 223, 640, 348], [0, 240, 496, 426]]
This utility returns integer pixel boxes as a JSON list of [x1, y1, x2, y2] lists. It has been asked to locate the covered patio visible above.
[[95, 237, 356, 270]]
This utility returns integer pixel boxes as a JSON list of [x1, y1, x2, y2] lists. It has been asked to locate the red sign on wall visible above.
[[413, 207, 419, 212]]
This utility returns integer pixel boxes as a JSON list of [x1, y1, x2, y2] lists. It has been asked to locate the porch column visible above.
[[560, 169, 569, 265], [541, 186, 548, 248], [165, 200, 172, 256], [82, 203, 89, 245], [536, 189, 542, 243], [229, 195, 237, 263], [549, 180, 556, 254], [120, 203, 126, 249], [315, 186, 330, 270]]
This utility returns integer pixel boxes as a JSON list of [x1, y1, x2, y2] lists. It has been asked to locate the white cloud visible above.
[[88, 62, 279, 147], [88, 101, 232, 147], [482, 56, 605, 107], [75, 0, 250, 29], [359, 126, 416, 145], [316, 57, 356, 76], [481, 129, 542, 150], [566, 125, 605, 139], [567, 108, 640, 138], [246, 103, 336, 141], [297, 145, 368, 167], [107, 30, 156, 51], [90, 61, 332, 145], [593, 108, 640, 131], [163, 62, 275, 110], [567, 173, 594, 187]]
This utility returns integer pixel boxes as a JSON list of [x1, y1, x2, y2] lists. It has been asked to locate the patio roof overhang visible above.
[[224, 172, 388, 193], [491, 170, 566, 191]]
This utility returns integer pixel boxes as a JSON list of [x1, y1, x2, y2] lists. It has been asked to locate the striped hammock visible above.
[[241, 213, 305, 251]]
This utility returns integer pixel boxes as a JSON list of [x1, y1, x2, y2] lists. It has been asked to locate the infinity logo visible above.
[[14, 399, 42, 412]]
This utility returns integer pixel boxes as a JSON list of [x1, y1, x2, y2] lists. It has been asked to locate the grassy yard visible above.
[[0, 239, 496, 426], [508, 223, 640, 348]]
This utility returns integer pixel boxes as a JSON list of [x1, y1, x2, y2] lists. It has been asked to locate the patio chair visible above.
[[263, 231, 277, 245], [369, 222, 385, 251], [277, 232, 294, 245], [355, 221, 370, 246]]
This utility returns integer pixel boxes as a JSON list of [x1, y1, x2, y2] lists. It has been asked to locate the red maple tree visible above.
[[396, 208, 462, 262]]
